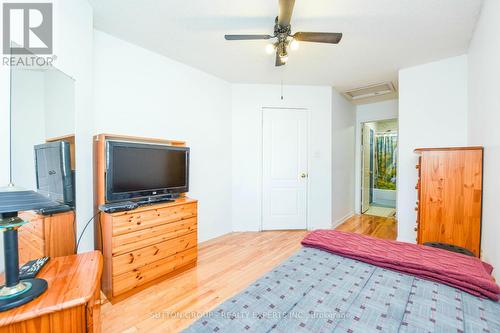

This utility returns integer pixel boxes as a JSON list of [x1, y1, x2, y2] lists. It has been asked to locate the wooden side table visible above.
[[0, 251, 103, 332]]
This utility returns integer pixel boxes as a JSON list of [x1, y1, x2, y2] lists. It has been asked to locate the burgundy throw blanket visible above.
[[302, 230, 500, 301]]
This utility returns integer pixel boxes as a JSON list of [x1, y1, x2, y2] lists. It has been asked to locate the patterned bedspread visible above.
[[184, 247, 500, 333]]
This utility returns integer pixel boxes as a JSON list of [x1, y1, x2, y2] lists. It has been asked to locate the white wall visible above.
[[398, 55, 468, 243], [44, 69, 76, 139], [331, 89, 356, 226], [93, 31, 232, 242], [356, 100, 399, 125], [231, 84, 332, 231], [10, 70, 46, 190], [468, 0, 500, 278], [354, 99, 398, 213]]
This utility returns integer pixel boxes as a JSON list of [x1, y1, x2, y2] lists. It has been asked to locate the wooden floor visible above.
[[101, 215, 396, 332], [336, 214, 397, 240]]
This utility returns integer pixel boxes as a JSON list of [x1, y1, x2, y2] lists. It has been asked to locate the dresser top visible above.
[[414, 146, 484, 153], [0, 251, 102, 326], [107, 197, 198, 216]]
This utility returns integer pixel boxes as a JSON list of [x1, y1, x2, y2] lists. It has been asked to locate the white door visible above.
[[361, 123, 371, 213], [262, 108, 308, 230]]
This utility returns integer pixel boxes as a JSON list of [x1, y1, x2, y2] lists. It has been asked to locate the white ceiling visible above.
[[89, 0, 482, 90]]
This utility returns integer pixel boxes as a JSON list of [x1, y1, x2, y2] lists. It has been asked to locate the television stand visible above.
[[98, 197, 197, 302], [94, 134, 197, 302]]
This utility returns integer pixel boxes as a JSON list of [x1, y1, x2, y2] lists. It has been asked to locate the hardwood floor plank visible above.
[[336, 214, 397, 240], [101, 215, 396, 332]]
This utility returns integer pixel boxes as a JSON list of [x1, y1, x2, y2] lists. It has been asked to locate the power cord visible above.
[[98, 212, 103, 251], [76, 212, 100, 252]]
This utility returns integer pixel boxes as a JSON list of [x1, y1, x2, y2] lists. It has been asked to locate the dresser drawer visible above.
[[112, 203, 197, 236], [112, 217, 197, 256], [20, 218, 45, 239], [18, 229, 45, 261], [112, 247, 197, 296], [98, 197, 199, 301], [112, 231, 197, 276]]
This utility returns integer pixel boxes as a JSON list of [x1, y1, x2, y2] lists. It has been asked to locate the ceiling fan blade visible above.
[[278, 0, 295, 27], [293, 32, 343, 44], [224, 34, 272, 40], [275, 52, 285, 67]]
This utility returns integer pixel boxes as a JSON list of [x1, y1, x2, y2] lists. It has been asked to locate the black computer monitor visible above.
[[34, 141, 74, 207]]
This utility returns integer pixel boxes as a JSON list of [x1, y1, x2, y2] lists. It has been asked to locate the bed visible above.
[[184, 231, 500, 333]]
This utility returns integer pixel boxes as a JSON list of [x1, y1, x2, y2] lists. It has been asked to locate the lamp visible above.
[[265, 43, 275, 54], [290, 39, 299, 51], [0, 184, 59, 311]]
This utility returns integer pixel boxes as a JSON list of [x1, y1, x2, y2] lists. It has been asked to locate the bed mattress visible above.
[[184, 247, 500, 333]]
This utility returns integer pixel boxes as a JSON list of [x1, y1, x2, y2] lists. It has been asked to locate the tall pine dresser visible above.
[[414, 147, 483, 257]]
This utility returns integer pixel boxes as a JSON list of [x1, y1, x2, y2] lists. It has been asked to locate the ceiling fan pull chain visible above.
[[280, 78, 284, 100]]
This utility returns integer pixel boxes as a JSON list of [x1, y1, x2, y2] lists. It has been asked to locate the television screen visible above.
[[34, 141, 74, 206], [106, 141, 189, 202]]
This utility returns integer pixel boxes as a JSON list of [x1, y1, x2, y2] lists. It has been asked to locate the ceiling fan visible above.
[[224, 0, 343, 66]]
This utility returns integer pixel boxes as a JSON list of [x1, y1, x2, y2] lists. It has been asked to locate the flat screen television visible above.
[[34, 141, 75, 206], [105, 141, 190, 203]]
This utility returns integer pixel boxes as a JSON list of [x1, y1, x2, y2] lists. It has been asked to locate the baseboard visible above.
[[397, 235, 416, 244], [480, 250, 499, 280], [332, 212, 354, 229]]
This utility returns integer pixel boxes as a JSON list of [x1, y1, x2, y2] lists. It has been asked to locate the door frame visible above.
[[369, 128, 374, 204], [357, 118, 399, 215], [360, 123, 373, 213], [260, 107, 311, 231]]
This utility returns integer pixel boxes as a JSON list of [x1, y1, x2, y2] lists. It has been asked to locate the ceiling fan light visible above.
[[265, 43, 275, 54], [290, 39, 299, 51], [280, 55, 288, 63]]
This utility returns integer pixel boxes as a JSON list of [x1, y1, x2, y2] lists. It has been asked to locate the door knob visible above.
[[300, 173, 308, 179]]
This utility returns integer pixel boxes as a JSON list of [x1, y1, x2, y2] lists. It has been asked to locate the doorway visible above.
[[361, 119, 398, 218], [262, 108, 308, 230]]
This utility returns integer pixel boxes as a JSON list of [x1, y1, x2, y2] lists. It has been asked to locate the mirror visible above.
[[10, 67, 75, 191], [10, 64, 76, 261]]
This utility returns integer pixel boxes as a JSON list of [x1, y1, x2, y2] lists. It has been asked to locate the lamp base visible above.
[[0, 278, 47, 312]]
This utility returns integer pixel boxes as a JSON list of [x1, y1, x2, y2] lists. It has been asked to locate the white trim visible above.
[[262, 106, 308, 110], [332, 212, 355, 229], [355, 116, 399, 214]]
